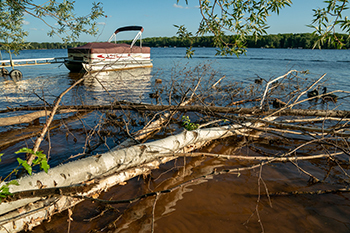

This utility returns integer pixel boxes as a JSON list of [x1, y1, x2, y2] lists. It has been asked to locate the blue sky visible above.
[[22, 0, 330, 42]]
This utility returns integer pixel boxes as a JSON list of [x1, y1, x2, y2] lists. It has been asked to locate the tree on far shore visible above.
[[176, 0, 350, 56]]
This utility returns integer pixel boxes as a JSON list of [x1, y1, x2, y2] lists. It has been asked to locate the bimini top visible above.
[[114, 26, 143, 34]]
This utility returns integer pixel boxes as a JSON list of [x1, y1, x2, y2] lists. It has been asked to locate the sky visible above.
[[21, 0, 333, 42]]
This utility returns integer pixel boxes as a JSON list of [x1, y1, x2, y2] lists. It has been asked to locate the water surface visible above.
[[0, 47, 349, 232]]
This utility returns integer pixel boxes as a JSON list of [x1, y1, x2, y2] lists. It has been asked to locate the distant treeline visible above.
[[25, 33, 350, 50]]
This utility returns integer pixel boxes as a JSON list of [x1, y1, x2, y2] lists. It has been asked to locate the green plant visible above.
[[0, 180, 19, 203], [0, 1, 104, 55], [177, 0, 350, 56], [15, 148, 50, 176], [0, 148, 50, 202], [181, 115, 199, 131]]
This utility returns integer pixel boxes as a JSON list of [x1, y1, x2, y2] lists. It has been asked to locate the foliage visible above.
[[0, 147, 49, 202], [174, 24, 195, 58], [0, 0, 29, 55], [0, 180, 19, 203], [21, 33, 350, 51], [15, 148, 50, 175], [177, 0, 350, 56], [141, 33, 350, 49], [308, 0, 350, 49], [0, 0, 104, 54], [182, 115, 199, 131]]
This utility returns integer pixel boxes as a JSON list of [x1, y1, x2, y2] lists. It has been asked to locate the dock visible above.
[[0, 57, 68, 79], [0, 57, 67, 68]]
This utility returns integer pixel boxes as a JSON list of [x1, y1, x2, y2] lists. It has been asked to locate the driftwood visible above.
[[1, 69, 350, 232], [1, 103, 350, 128], [0, 110, 91, 150], [0, 109, 77, 127], [0, 116, 276, 232]]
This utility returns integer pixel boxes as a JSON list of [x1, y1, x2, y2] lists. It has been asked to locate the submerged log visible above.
[[0, 109, 77, 127], [2, 103, 350, 127], [0, 117, 275, 232]]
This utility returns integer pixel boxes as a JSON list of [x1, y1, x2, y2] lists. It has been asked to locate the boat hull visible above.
[[64, 61, 84, 72], [82, 60, 153, 72]]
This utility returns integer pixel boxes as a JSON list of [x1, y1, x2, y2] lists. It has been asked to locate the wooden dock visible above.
[[0, 57, 67, 68]]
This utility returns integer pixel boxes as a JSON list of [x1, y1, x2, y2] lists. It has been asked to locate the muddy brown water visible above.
[[28, 137, 350, 233]]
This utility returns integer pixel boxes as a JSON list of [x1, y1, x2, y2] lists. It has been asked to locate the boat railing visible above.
[[130, 31, 142, 49], [107, 26, 144, 48]]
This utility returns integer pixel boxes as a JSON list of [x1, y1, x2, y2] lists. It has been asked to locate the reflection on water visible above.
[[0, 74, 71, 113], [81, 68, 152, 104], [0, 68, 153, 114]]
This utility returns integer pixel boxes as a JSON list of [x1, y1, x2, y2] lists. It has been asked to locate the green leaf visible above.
[[0, 180, 19, 203], [17, 158, 32, 175], [7, 180, 19, 186], [15, 147, 34, 155], [40, 159, 50, 173]]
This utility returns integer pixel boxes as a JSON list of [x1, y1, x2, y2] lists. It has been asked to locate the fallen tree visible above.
[[0, 115, 277, 232], [3, 104, 350, 126], [0, 69, 350, 232]]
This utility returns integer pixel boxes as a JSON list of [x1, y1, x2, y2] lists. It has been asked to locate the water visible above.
[[1, 47, 350, 232], [1, 48, 349, 110], [153, 47, 350, 86]]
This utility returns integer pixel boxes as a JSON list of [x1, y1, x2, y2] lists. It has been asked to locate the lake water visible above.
[[1, 47, 350, 232], [1, 47, 349, 111]]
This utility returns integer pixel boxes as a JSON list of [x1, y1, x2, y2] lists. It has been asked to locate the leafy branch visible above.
[[307, 0, 350, 49], [0, 1, 104, 54], [15, 148, 50, 175], [181, 115, 199, 131], [0, 148, 50, 202], [176, 0, 349, 56]]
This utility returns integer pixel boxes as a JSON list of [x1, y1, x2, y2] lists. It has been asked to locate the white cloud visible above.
[[30, 28, 38, 31], [22, 20, 30, 25], [173, 4, 184, 9], [97, 22, 106, 25]]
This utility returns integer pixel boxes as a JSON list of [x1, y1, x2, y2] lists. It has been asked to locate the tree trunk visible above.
[[0, 116, 276, 232]]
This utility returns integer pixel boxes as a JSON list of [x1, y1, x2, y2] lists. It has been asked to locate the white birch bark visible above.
[[0, 116, 276, 232]]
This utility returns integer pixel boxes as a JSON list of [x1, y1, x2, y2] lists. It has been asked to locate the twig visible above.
[[260, 70, 299, 109], [256, 164, 265, 233], [151, 193, 159, 233], [293, 73, 326, 105], [210, 75, 225, 89], [29, 75, 86, 164], [290, 160, 320, 183], [269, 187, 350, 196], [168, 151, 342, 162]]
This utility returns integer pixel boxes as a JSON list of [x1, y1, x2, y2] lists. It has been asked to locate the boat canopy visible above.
[[108, 25, 144, 48], [114, 26, 143, 34]]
